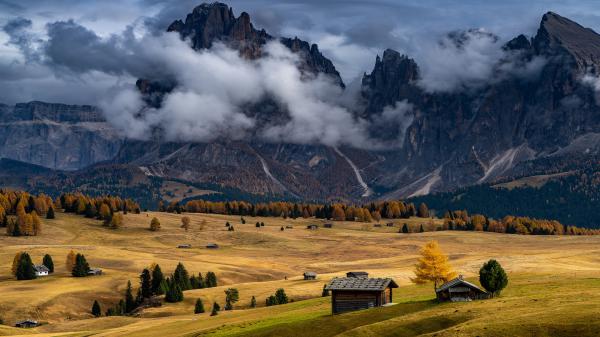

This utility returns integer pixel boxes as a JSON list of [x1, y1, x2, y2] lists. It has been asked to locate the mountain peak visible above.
[[534, 11, 600, 69]]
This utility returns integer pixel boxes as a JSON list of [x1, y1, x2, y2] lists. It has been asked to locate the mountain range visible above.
[[1, 3, 600, 210]]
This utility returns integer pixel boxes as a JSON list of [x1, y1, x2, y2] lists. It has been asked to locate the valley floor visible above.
[[0, 212, 599, 336]]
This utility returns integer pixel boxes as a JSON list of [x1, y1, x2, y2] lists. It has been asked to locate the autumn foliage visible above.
[[412, 241, 457, 289]]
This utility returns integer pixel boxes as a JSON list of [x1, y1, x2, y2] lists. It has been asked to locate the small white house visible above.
[[34, 265, 49, 277]]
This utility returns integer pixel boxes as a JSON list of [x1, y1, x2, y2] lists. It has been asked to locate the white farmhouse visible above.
[[33, 265, 50, 277]]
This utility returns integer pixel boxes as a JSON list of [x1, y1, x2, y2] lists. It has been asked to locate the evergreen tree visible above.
[[402, 223, 409, 233], [173, 262, 192, 290], [250, 296, 256, 308], [125, 280, 136, 313], [275, 288, 288, 305], [46, 207, 55, 219], [240, 217, 246, 224], [322, 284, 329, 297], [72, 253, 90, 277], [224, 288, 239, 310], [165, 282, 184, 303], [479, 259, 508, 297], [210, 302, 220, 316], [205, 271, 218, 287], [419, 224, 424, 233], [15, 252, 36, 280], [265, 295, 277, 306], [12, 252, 23, 276], [194, 299, 205, 314], [91, 300, 102, 317], [151, 264, 165, 295], [140, 268, 152, 299], [42, 254, 54, 273]]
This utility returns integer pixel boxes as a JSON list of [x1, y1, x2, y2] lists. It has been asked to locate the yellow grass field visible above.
[[1, 211, 599, 336]]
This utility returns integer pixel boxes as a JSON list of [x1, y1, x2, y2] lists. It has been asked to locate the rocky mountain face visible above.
[[0, 102, 121, 170], [360, 12, 600, 198], [2, 8, 600, 203]]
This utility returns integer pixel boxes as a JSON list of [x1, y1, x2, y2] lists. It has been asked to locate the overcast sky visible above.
[[2, 0, 600, 104]]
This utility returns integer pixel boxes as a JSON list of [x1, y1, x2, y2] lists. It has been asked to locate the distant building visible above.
[[435, 275, 489, 302], [346, 271, 369, 279], [88, 268, 103, 276], [303, 271, 317, 280], [326, 276, 399, 314], [177, 244, 192, 249], [306, 224, 318, 230], [15, 320, 39, 328], [206, 243, 219, 249], [285, 225, 294, 229], [386, 223, 395, 227], [33, 265, 49, 277], [373, 224, 382, 227], [324, 223, 333, 228]]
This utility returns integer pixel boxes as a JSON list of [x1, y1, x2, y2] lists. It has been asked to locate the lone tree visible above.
[[210, 302, 220, 316], [72, 253, 90, 277], [43, 254, 54, 273], [411, 241, 456, 290], [15, 252, 37, 280], [12, 252, 23, 276], [149, 217, 161, 231], [46, 207, 55, 219], [479, 259, 508, 297], [275, 288, 288, 304], [250, 296, 257, 308], [224, 288, 239, 310], [181, 216, 191, 231], [66, 250, 77, 272], [194, 299, 205, 314], [402, 223, 409, 233], [91, 300, 102, 317]]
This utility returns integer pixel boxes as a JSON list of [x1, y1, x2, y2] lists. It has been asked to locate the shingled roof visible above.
[[325, 277, 398, 291], [436, 276, 485, 293]]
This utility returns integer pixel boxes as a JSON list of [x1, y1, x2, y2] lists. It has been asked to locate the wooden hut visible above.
[[435, 275, 489, 302], [206, 243, 219, 249], [386, 223, 395, 227], [303, 271, 317, 280], [324, 223, 333, 228], [306, 224, 319, 230], [346, 271, 369, 278], [33, 265, 49, 277], [325, 276, 398, 314], [88, 268, 103, 276], [177, 244, 192, 249]]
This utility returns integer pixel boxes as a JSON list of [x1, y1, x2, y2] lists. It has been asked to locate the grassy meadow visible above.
[[0, 211, 599, 336]]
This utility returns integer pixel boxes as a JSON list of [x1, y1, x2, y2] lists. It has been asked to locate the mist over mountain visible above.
[[1, 3, 600, 208]]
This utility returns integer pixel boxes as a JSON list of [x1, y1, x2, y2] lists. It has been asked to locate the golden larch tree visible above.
[[66, 250, 77, 272], [412, 240, 457, 290], [12, 252, 23, 276], [180, 216, 190, 231]]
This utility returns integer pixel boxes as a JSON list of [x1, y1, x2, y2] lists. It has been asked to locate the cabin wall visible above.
[[331, 290, 383, 314]]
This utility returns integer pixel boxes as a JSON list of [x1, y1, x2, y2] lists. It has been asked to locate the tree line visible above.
[[166, 199, 431, 222], [441, 210, 600, 235], [0, 190, 51, 236]]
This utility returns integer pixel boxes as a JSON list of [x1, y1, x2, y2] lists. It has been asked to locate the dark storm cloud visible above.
[[2, 0, 600, 105]]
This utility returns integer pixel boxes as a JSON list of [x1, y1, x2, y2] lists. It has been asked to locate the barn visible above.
[[435, 275, 489, 302], [33, 265, 49, 277], [303, 271, 317, 280], [325, 273, 398, 314]]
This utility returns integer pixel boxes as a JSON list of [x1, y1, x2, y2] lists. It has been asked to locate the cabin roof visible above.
[[34, 265, 49, 273], [436, 276, 485, 293], [16, 319, 38, 324], [325, 277, 398, 291], [303, 271, 317, 276]]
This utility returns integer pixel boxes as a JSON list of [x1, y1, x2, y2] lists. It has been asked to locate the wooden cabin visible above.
[[325, 276, 399, 314], [15, 320, 39, 328], [33, 265, 49, 277], [303, 271, 317, 280], [373, 224, 382, 227], [324, 223, 333, 228], [346, 271, 369, 279], [306, 224, 318, 230], [177, 244, 192, 249], [435, 275, 489, 302], [285, 225, 294, 229], [206, 243, 219, 249], [386, 223, 395, 227]]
